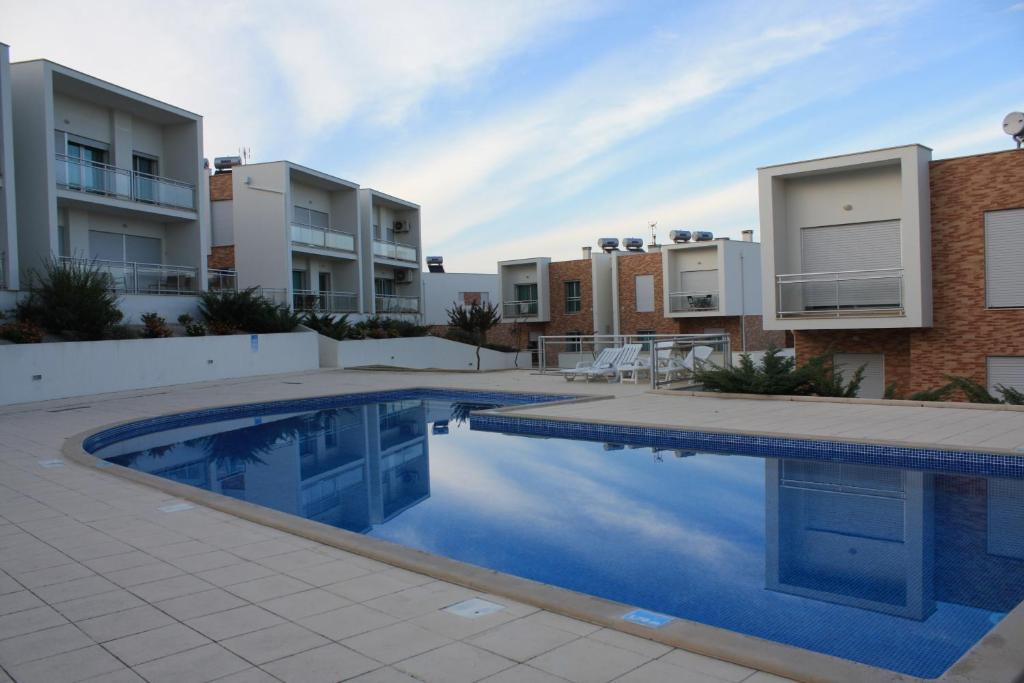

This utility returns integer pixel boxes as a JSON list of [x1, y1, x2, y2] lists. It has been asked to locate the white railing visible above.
[[375, 295, 420, 314], [373, 239, 417, 262], [290, 224, 356, 253], [207, 269, 237, 291], [256, 287, 289, 306], [669, 291, 719, 312], [776, 268, 904, 318], [503, 300, 539, 317], [55, 154, 196, 210], [536, 333, 731, 388], [59, 256, 198, 295], [293, 289, 358, 313]]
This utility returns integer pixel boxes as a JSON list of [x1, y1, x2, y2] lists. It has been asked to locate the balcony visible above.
[[290, 224, 356, 253], [669, 291, 719, 313], [503, 300, 539, 317], [55, 154, 196, 211], [293, 289, 358, 314], [376, 295, 420, 314], [776, 268, 904, 319], [373, 239, 417, 263], [207, 269, 237, 291], [59, 256, 197, 295]]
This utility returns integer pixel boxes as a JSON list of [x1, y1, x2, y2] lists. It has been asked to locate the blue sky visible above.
[[3, 0, 1023, 271]]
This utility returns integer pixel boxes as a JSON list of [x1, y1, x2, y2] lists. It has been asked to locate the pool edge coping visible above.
[[58, 386, 1021, 683]]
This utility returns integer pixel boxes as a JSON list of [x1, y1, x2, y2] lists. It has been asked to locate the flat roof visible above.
[[757, 143, 932, 171], [12, 58, 202, 120], [362, 187, 420, 209]]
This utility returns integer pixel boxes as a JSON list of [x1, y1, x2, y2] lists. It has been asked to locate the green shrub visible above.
[[177, 313, 206, 337], [905, 375, 1024, 405], [303, 312, 351, 340], [0, 320, 43, 344], [20, 258, 123, 340], [198, 288, 299, 334], [997, 384, 1024, 405], [346, 316, 430, 340], [694, 346, 864, 398], [907, 384, 956, 402], [141, 312, 173, 338]]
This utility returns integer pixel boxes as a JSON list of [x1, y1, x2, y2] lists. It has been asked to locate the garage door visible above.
[[834, 353, 885, 399], [987, 356, 1024, 400], [800, 221, 901, 309]]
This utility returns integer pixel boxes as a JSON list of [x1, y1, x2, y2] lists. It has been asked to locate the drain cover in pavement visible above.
[[444, 598, 506, 618]]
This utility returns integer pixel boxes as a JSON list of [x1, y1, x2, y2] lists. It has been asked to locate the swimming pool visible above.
[[84, 389, 1024, 679]]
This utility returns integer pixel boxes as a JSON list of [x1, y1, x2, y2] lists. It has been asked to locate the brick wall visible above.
[[794, 149, 1024, 398], [678, 314, 786, 352], [209, 173, 233, 201], [546, 259, 594, 336], [208, 245, 235, 270], [616, 252, 678, 335]]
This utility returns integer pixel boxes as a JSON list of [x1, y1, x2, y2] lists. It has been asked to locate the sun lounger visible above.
[[562, 347, 622, 382]]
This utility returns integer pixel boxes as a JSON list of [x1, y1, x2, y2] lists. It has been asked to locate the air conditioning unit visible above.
[[393, 220, 409, 232], [395, 270, 409, 284]]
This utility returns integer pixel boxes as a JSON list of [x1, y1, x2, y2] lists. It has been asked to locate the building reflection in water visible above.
[[767, 459, 1024, 621]]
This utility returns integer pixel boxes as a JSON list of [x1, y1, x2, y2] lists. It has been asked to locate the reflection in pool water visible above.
[[91, 396, 1024, 678]]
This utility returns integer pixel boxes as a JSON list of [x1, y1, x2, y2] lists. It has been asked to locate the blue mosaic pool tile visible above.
[[469, 413, 1024, 478]]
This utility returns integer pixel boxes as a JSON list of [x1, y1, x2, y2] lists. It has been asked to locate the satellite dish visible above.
[[1004, 112, 1024, 148]]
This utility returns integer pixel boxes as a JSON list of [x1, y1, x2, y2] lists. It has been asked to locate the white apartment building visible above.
[[211, 160, 364, 315], [10, 58, 209, 316], [0, 44, 17, 304], [359, 189, 423, 318], [661, 236, 762, 320]]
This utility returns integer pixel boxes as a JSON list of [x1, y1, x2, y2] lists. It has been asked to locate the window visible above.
[[375, 277, 395, 297], [635, 275, 655, 312], [988, 357, 1024, 398], [293, 205, 329, 230], [834, 353, 885, 399], [318, 272, 332, 293], [636, 330, 656, 352], [133, 153, 160, 203], [88, 230, 161, 264], [292, 270, 307, 291], [566, 332, 582, 353], [66, 140, 109, 193], [512, 283, 538, 315], [458, 291, 489, 306], [564, 280, 582, 313], [985, 209, 1024, 308], [373, 206, 382, 240]]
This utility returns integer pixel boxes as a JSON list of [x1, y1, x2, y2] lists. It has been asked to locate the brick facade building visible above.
[[791, 150, 1024, 397]]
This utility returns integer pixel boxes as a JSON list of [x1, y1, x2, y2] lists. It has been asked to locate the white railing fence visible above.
[[55, 154, 196, 210], [59, 256, 198, 296], [373, 239, 417, 262], [293, 289, 358, 313], [536, 333, 731, 388], [668, 291, 720, 312], [256, 287, 289, 307], [375, 295, 420, 315], [207, 269, 237, 291], [290, 224, 356, 252], [776, 268, 904, 318], [502, 300, 539, 317]]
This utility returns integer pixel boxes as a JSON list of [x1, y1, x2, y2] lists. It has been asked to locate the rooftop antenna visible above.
[[648, 221, 657, 244], [238, 147, 252, 164], [1004, 112, 1024, 149]]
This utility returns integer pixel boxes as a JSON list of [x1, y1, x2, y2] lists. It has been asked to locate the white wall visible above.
[[590, 253, 613, 335], [0, 44, 18, 291], [232, 163, 291, 292], [117, 295, 201, 324], [0, 331, 319, 406], [320, 335, 520, 371], [210, 200, 234, 246], [420, 272, 500, 325]]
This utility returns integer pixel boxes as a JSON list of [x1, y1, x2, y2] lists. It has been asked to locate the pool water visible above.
[[88, 392, 1024, 678]]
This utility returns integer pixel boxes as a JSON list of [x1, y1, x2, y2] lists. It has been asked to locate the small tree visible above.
[[446, 301, 501, 371]]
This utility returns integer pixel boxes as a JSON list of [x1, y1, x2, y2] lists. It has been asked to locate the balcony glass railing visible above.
[[503, 300, 539, 317], [669, 291, 720, 312], [59, 256, 198, 296], [373, 239, 417, 262], [256, 287, 289, 306], [290, 224, 356, 253], [55, 154, 196, 210], [375, 295, 420, 314], [776, 268, 904, 318], [293, 289, 359, 313], [207, 269, 237, 291]]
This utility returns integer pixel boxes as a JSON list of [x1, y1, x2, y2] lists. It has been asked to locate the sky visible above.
[[2, 0, 1023, 272]]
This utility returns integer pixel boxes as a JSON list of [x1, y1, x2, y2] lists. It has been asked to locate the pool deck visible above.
[[1, 368, 1023, 682]]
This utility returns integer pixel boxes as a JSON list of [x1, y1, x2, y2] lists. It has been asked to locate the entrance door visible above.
[[514, 283, 538, 315], [67, 141, 108, 193]]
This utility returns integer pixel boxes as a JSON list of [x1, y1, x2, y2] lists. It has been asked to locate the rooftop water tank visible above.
[[598, 237, 620, 252], [622, 237, 644, 251], [669, 230, 692, 243]]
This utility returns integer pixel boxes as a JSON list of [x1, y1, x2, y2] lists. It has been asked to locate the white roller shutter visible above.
[[635, 275, 654, 312], [985, 209, 1024, 308], [834, 353, 885, 399], [800, 221, 901, 309], [987, 357, 1024, 398], [679, 269, 718, 293]]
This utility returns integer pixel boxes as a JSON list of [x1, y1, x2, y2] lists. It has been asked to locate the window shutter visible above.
[[833, 353, 885, 399], [985, 209, 1024, 308], [800, 221, 901, 308], [987, 356, 1024, 398]]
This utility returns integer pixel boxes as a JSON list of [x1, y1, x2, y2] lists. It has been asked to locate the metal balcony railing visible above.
[[55, 154, 196, 210], [59, 256, 198, 295], [207, 269, 237, 291], [293, 289, 358, 313], [669, 291, 719, 312], [373, 239, 417, 262], [375, 295, 420, 314], [256, 287, 289, 306], [290, 224, 356, 253], [503, 300, 539, 317], [776, 268, 904, 318]]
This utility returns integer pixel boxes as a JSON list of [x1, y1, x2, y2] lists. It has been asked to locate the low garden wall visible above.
[[0, 331, 319, 406], [319, 335, 522, 371]]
